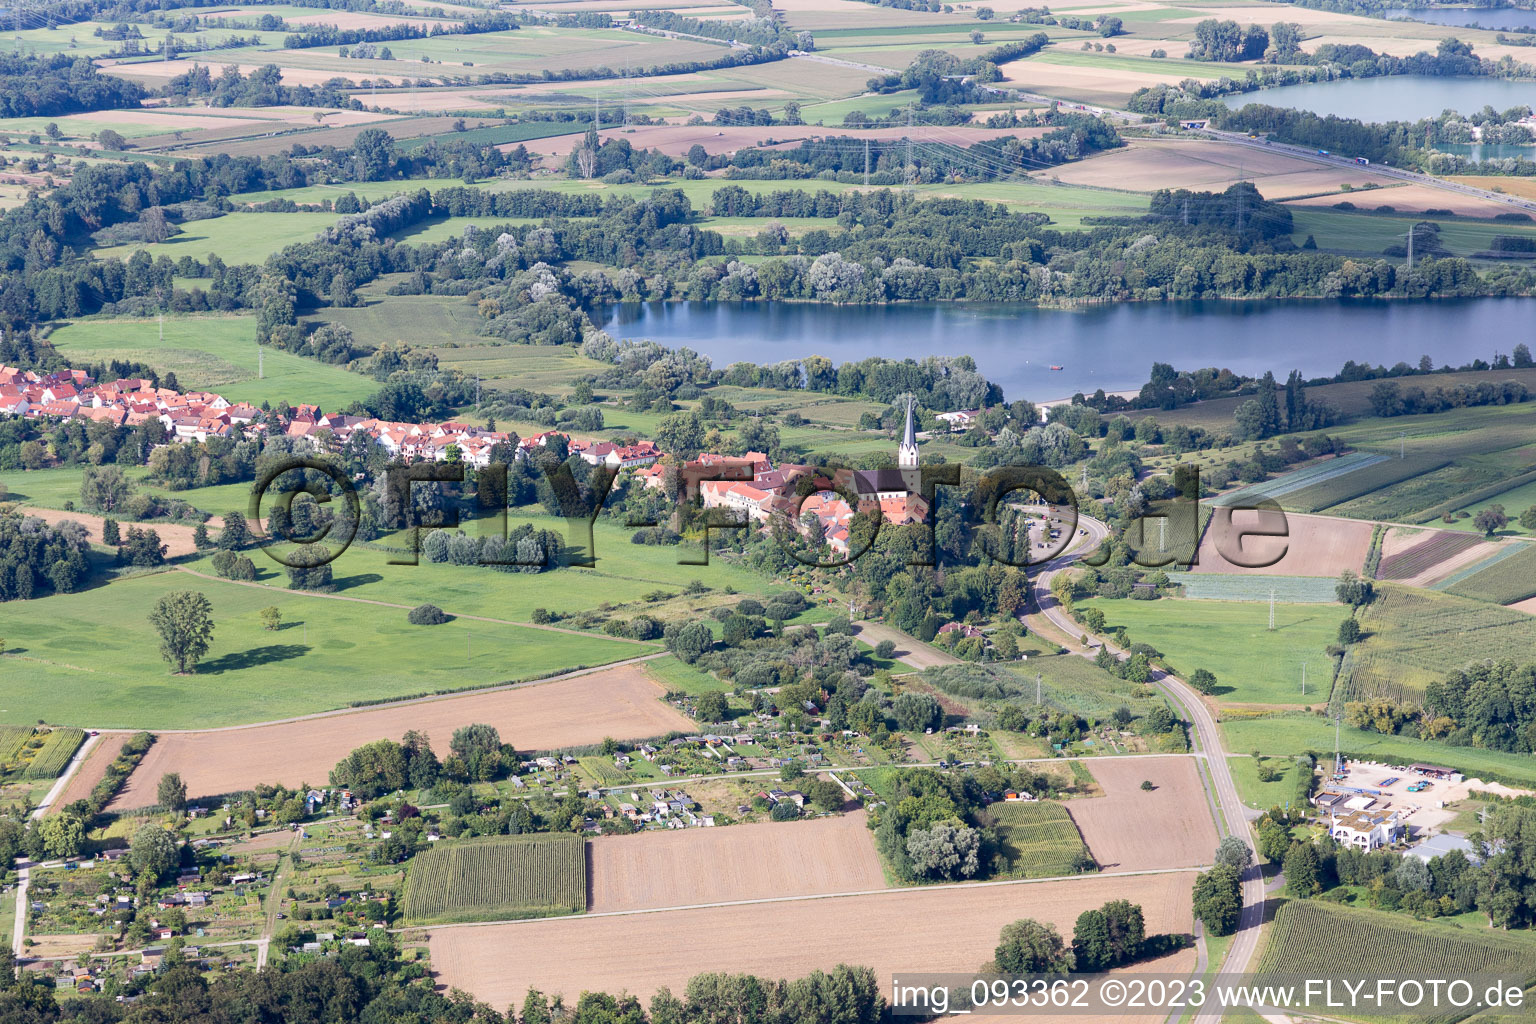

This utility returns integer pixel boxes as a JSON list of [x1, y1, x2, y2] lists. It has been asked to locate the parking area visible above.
[[1327, 759, 1532, 832]]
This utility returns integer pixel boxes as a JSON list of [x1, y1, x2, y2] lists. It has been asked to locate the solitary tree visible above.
[[695, 691, 729, 723], [1337, 617, 1362, 645], [148, 591, 215, 674], [259, 606, 281, 631], [129, 822, 180, 881], [1475, 505, 1509, 537], [218, 510, 251, 550], [80, 465, 133, 513], [1189, 668, 1217, 695], [1214, 835, 1253, 873], [157, 772, 188, 812]]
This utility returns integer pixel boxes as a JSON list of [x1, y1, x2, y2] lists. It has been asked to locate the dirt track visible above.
[[588, 812, 887, 912], [429, 871, 1196, 1007], [110, 665, 694, 808], [1066, 757, 1218, 871]]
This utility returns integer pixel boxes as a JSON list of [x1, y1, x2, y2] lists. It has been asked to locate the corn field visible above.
[[403, 833, 586, 923], [23, 728, 85, 780]]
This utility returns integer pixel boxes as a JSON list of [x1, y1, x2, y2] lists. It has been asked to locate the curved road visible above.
[[1029, 512, 1267, 1024]]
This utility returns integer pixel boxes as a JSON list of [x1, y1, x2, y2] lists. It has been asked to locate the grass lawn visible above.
[[1289, 207, 1536, 259], [47, 314, 379, 408], [192, 510, 778, 621], [92, 210, 341, 263], [1079, 597, 1341, 707], [1, 464, 266, 521], [1220, 713, 1536, 787], [2, 567, 646, 729], [643, 654, 731, 695], [1442, 476, 1536, 535], [1226, 753, 1302, 811]]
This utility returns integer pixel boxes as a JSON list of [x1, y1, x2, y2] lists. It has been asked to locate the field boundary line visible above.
[[399, 865, 1207, 933]]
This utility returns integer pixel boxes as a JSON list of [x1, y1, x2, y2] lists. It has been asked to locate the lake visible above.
[[599, 298, 1536, 402], [1385, 6, 1536, 30], [1222, 76, 1536, 122], [1434, 141, 1536, 161]]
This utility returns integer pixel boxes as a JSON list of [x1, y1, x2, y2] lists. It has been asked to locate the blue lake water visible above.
[[1384, 6, 1536, 30], [1223, 76, 1536, 122], [599, 298, 1536, 402]]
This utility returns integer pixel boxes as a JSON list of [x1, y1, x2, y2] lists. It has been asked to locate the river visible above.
[[599, 298, 1536, 401], [1384, 6, 1536, 30], [1222, 75, 1536, 122]]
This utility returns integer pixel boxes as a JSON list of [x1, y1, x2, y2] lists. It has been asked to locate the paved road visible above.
[[1028, 515, 1268, 1024]]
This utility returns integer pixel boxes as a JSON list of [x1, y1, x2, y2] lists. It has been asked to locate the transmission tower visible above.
[[1268, 588, 1276, 631]]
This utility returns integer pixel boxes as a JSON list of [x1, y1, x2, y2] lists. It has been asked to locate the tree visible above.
[[449, 724, 502, 763], [129, 823, 180, 880], [1335, 569, 1374, 607], [192, 523, 210, 549], [1475, 505, 1509, 537], [260, 606, 281, 631], [1256, 818, 1291, 862], [1140, 779, 1154, 791], [148, 590, 215, 674], [655, 411, 705, 459], [40, 814, 85, 859], [893, 692, 943, 733], [98, 128, 127, 150], [408, 603, 448, 625], [1282, 840, 1321, 896], [695, 691, 729, 723], [1337, 617, 1361, 645], [875, 639, 897, 660], [668, 621, 713, 664], [138, 206, 173, 244], [907, 821, 981, 880], [1072, 908, 1112, 971], [80, 465, 133, 513], [993, 919, 1073, 975], [119, 525, 167, 567], [1520, 506, 1536, 532], [101, 517, 120, 546], [1191, 865, 1241, 935], [1214, 835, 1253, 873], [970, 29, 985, 43], [1189, 668, 1217, 695], [218, 510, 250, 550], [157, 772, 187, 812]]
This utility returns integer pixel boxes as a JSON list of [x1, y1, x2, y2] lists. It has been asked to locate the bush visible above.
[[408, 603, 450, 625]]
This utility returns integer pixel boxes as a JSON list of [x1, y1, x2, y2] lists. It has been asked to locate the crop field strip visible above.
[[1278, 454, 1450, 515], [1442, 542, 1536, 605], [1177, 575, 1340, 604], [1375, 531, 1482, 581], [989, 800, 1093, 878], [0, 727, 32, 771], [24, 729, 86, 780], [402, 833, 586, 923], [1342, 585, 1536, 703], [1258, 900, 1536, 1009], [1429, 543, 1527, 592], [1209, 451, 1388, 509]]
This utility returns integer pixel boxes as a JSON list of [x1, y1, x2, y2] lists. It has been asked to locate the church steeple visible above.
[[898, 395, 919, 469]]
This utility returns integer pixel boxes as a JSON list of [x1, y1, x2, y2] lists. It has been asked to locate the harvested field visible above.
[[1287, 184, 1524, 219], [111, 663, 694, 807], [588, 812, 886, 912], [1375, 527, 1495, 585], [49, 732, 130, 812], [1511, 594, 1536, 615], [1064, 756, 1217, 871], [16, 506, 206, 558], [1194, 510, 1372, 577], [1044, 138, 1388, 195], [428, 871, 1197, 1006], [101, 59, 415, 87]]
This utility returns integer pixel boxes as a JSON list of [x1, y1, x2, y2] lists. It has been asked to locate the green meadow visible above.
[[3, 567, 647, 729], [1080, 596, 1341, 706], [48, 314, 379, 408]]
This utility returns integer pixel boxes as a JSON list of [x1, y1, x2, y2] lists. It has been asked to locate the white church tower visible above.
[[898, 395, 919, 469]]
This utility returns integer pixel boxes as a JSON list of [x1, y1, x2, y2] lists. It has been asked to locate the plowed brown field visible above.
[[588, 812, 886, 912], [1065, 757, 1217, 871], [429, 871, 1196, 1006], [110, 663, 693, 807]]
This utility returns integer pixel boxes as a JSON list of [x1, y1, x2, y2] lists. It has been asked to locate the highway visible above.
[[1028, 511, 1268, 1024]]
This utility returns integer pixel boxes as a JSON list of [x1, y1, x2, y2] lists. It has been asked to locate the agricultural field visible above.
[[1194, 510, 1372, 578], [588, 812, 887, 912], [426, 871, 1198, 1007], [1374, 528, 1486, 583], [1063, 756, 1217, 871], [986, 800, 1094, 879], [403, 833, 586, 923], [111, 662, 692, 806], [1342, 585, 1536, 704], [1258, 899, 1536, 987], [1079, 596, 1340, 707], [1209, 451, 1389, 509], [48, 314, 379, 409], [5, 567, 649, 730], [23, 728, 86, 780], [1442, 476, 1536, 536], [1441, 542, 1536, 605], [1177, 575, 1340, 604]]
